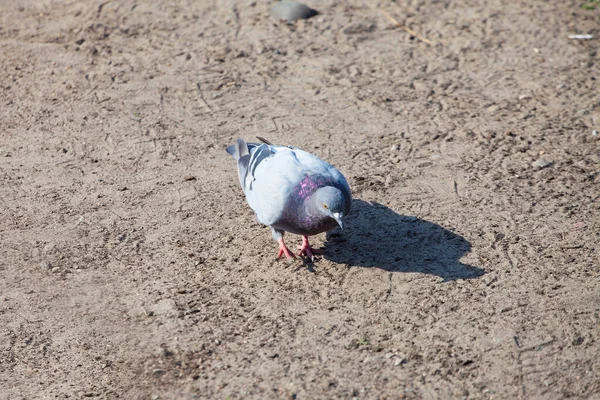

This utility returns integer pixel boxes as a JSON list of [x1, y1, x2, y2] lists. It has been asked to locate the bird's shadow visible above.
[[323, 200, 484, 281]]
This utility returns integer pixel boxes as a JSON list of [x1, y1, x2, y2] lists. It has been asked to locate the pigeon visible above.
[[226, 137, 351, 260]]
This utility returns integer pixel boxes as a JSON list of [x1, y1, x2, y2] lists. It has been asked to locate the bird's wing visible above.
[[244, 145, 306, 226], [226, 139, 275, 190]]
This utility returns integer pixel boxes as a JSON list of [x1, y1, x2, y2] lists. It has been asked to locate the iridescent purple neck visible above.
[[296, 175, 329, 200], [277, 175, 338, 233]]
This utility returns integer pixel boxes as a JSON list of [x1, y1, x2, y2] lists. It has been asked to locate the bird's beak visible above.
[[332, 212, 344, 230]]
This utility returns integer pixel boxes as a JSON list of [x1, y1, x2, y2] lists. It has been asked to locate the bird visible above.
[[226, 137, 351, 260]]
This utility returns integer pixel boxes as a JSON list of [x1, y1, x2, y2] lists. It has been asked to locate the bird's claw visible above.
[[297, 236, 323, 261], [276, 237, 323, 262], [276, 238, 296, 260]]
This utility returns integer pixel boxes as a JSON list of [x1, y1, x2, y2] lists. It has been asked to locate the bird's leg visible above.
[[271, 227, 295, 260], [276, 238, 296, 260], [297, 236, 324, 260]]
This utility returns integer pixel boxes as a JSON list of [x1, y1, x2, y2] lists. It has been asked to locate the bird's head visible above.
[[312, 186, 347, 229]]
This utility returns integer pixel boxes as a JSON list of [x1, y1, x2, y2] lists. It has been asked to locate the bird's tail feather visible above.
[[227, 139, 268, 190], [226, 138, 249, 160], [225, 145, 236, 157], [236, 138, 249, 159], [235, 139, 251, 189]]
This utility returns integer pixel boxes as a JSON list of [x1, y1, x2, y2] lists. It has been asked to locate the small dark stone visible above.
[[75, 38, 85, 45], [195, 257, 206, 266], [573, 336, 584, 346]]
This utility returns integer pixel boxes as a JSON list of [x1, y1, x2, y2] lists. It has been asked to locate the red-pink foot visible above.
[[276, 238, 296, 260], [297, 236, 324, 260]]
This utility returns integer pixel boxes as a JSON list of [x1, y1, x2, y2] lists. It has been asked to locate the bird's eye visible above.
[[323, 204, 328, 209]]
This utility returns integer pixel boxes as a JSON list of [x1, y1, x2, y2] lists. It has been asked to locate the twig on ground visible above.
[[381, 10, 434, 46]]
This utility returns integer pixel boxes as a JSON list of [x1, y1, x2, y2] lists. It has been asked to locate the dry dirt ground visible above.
[[1, 0, 599, 399]]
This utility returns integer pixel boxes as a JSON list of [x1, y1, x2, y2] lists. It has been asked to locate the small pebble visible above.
[[40, 261, 53, 270], [593, 130, 598, 136], [532, 158, 552, 169], [271, 0, 318, 22]]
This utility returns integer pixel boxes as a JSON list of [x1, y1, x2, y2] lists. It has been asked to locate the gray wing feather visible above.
[[245, 144, 274, 190], [237, 154, 251, 188], [226, 138, 278, 191]]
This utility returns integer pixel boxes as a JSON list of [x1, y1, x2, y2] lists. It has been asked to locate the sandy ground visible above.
[[1, 0, 599, 399]]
